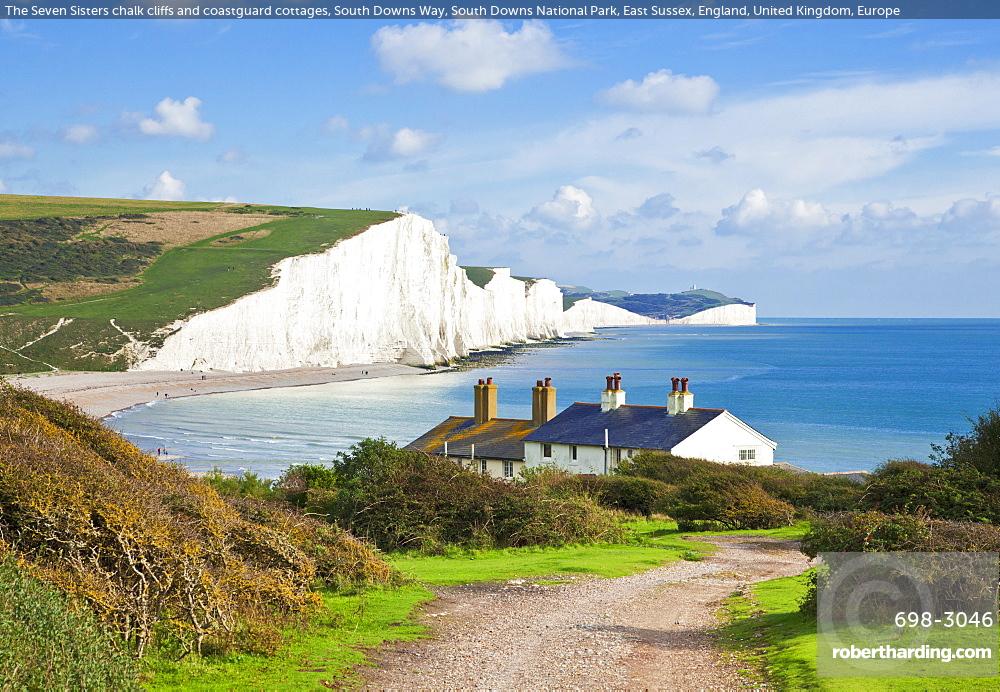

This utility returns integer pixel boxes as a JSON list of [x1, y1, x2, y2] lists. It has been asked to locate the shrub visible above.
[[861, 460, 1000, 523], [0, 385, 394, 658], [583, 475, 674, 517], [933, 406, 1000, 475], [802, 511, 1000, 556], [275, 463, 338, 508], [801, 511, 931, 556], [203, 468, 276, 500], [672, 477, 795, 530], [800, 513, 1000, 619], [523, 467, 674, 517], [225, 496, 397, 590], [0, 558, 138, 689], [618, 452, 862, 514], [325, 438, 626, 552]]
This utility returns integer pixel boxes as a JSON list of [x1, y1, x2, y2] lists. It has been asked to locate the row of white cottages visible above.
[[405, 374, 777, 479]]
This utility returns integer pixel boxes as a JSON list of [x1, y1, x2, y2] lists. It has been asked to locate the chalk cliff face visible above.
[[560, 298, 661, 333], [667, 303, 757, 326], [138, 215, 652, 372]]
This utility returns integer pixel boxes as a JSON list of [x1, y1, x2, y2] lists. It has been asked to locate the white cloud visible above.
[[143, 170, 186, 201], [716, 188, 835, 236], [695, 146, 733, 163], [325, 115, 349, 132], [528, 185, 597, 228], [940, 195, 1000, 235], [599, 69, 719, 114], [138, 97, 214, 140], [0, 141, 34, 159], [63, 124, 98, 144], [372, 20, 569, 92], [361, 125, 440, 162], [217, 148, 245, 164]]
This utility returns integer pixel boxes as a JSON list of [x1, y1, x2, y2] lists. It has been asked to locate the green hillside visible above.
[[0, 194, 395, 374], [462, 266, 538, 289], [561, 287, 753, 318]]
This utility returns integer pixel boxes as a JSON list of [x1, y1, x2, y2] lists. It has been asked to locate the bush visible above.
[[800, 513, 1000, 619], [618, 452, 862, 514], [861, 460, 1000, 523], [275, 463, 338, 508], [672, 477, 795, 530], [203, 468, 276, 500], [802, 511, 1000, 557], [0, 385, 395, 658], [933, 406, 1000, 475], [0, 558, 138, 689], [523, 467, 674, 517], [323, 438, 627, 552]]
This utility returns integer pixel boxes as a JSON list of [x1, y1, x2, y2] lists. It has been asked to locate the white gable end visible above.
[[670, 411, 775, 465]]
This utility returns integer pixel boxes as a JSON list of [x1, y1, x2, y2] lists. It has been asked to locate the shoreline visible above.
[[5, 363, 424, 419]]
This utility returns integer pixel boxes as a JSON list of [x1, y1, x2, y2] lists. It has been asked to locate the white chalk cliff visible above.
[[560, 298, 661, 333], [668, 303, 757, 326], [137, 214, 655, 372]]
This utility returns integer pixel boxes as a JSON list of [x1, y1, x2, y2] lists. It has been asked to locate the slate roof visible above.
[[405, 417, 536, 461], [522, 403, 726, 451]]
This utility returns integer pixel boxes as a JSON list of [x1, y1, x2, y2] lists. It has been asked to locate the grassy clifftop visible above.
[[562, 286, 754, 318], [0, 194, 395, 373]]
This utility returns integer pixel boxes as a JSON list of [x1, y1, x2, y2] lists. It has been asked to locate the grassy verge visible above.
[[145, 585, 433, 691], [392, 524, 706, 585], [720, 571, 1000, 691]]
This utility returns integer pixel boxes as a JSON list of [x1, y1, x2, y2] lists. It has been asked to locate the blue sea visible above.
[[108, 319, 1000, 478]]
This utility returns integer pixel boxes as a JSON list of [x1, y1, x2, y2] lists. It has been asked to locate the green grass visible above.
[[1, 195, 395, 372], [145, 585, 433, 691], [706, 520, 811, 541], [720, 571, 1000, 690], [0, 193, 219, 220], [390, 519, 722, 586], [461, 266, 496, 289]]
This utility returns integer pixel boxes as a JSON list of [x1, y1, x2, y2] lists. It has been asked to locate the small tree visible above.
[[932, 407, 1000, 475]]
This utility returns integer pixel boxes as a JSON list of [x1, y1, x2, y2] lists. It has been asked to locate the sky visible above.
[[2, 16, 1000, 316]]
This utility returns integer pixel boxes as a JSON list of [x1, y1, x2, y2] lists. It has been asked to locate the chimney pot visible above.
[[605, 375, 614, 390], [681, 377, 689, 393], [536, 379, 544, 387], [671, 377, 679, 392], [478, 378, 485, 385], [544, 377, 552, 387], [486, 376, 493, 385]]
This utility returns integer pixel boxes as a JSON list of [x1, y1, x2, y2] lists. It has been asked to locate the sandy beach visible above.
[[5, 363, 423, 419]]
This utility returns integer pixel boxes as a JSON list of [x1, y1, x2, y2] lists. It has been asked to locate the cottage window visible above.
[[739, 448, 756, 462], [481, 459, 488, 474], [503, 460, 514, 478], [571, 445, 578, 460], [542, 443, 552, 458]]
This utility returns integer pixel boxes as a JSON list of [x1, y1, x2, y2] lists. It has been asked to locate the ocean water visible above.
[[108, 319, 1000, 477]]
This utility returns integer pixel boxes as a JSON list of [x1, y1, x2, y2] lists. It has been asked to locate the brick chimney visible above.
[[532, 377, 557, 426], [474, 376, 498, 424], [667, 376, 694, 415], [600, 372, 626, 412]]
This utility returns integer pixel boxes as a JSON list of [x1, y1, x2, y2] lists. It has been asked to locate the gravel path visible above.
[[365, 536, 809, 691]]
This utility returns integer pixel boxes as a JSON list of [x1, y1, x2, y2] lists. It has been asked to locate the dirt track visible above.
[[365, 536, 810, 691]]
